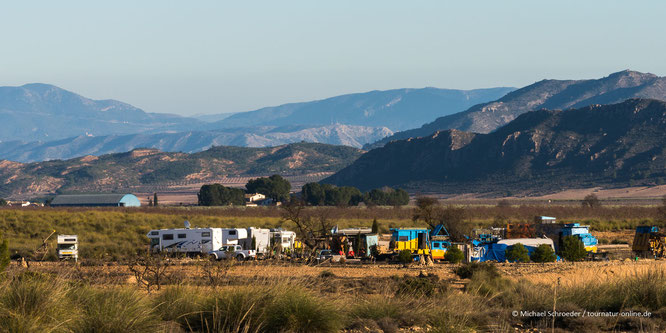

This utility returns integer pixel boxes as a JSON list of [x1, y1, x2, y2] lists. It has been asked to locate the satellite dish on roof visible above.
[[184, 220, 191, 229]]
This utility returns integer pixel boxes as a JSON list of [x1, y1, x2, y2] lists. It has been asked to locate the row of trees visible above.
[[198, 175, 292, 206], [301, 183, 409, 207]]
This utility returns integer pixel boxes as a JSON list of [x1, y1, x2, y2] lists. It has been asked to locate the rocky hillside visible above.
[[325, 99, 666, 195], [368, 70, 666, 148], [210, 87, 515, 131], [0, 142, 363, 198], [0, 124, 390, 162]]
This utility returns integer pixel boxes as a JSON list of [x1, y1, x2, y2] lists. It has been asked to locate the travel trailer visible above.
[[147, 227, 224, 255], [56, 234, 78, 262]]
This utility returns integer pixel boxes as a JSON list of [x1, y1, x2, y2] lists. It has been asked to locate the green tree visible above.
[[371, 218, 379, 234], [197, 184, 245, 206], [387, 188, 410, 206], [246, 175, 291, 202], [530, 244, 557, 263], [444, 247, 464, 263], [0, 198, 6, 206], [560, 236, 588, 261], [302, 182, 325, 206], [505, 243, 530, 263], [153, 193, 158, 206]]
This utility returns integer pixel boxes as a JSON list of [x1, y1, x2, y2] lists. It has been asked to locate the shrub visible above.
[[152, 286, 204, 327], [398, 250, 413, 264], [530, 244, 557, 263], [505, 243, 530, 263], [0, 274, 78, 332], [455, 262, 500, 280], [560, 236, 588, 261], [444, 247, 464, 263], [73, 287, 161, 333], [0, 237, 9, 274], [395, 274, 447, 297]]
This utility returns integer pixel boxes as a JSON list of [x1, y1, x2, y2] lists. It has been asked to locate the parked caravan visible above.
[[270, 229, 297, 250], [147, 228, 223, 255], [221, 228, 248, 246], [244, 227, 271, 257]]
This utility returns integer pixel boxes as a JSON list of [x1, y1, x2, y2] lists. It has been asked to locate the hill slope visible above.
[[324, 99, 666, 195], [210, 87, 515, 131], [368, 70, 666, 148], [0, 142, 363, 198], [0, 83, 203, 142], [0, 124, 390, 162]]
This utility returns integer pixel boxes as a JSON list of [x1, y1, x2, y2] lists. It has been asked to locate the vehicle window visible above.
[[229, 230, 236, 236], [58, 244, 76, 250], [201, 232, 211, 237], [150, 231, 159, 235], [178, 234, 186, 239], [282, 237, 290, 243], [162, 234, 173, 240], [398, 236, 408, 242]]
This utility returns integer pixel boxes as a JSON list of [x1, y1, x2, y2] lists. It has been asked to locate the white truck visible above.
[[209, 245, 256, 260], [56, 234, 78, 262], [147, 227, 224, 255]]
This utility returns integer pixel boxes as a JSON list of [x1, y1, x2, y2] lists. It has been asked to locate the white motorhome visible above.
[[270, 229, 297, 250], [57, 234, 78, 262], [221, 228, 248, 246], [244, 228, 271, 257], [147, 228, 224, 255]]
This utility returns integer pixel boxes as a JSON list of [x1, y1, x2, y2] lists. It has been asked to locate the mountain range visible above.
[[208, 87, 516, 131], [324, 98, 666, 194], [0, 142, 363, 198], [0, 84, 511, 162], [0, 124, 390, 162], [367, 70, 666, 149]]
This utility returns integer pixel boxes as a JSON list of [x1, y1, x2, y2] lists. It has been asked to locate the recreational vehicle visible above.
[[147, 228, 224, 255], [56, 234, 78, 262]]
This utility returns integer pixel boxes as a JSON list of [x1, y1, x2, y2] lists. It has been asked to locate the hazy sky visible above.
[[1, 1, 665, 116]]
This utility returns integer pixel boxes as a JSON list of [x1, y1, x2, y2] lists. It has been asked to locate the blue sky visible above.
[[1, 1, 665, 116]]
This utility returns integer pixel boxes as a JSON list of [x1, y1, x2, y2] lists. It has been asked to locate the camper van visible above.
[[147, 228, 224, 255], [57, 235, 78, 262]]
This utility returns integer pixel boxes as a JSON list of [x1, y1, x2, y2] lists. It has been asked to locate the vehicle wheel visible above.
[[236, 254, 244, 261], [210, 254, 218, 261]]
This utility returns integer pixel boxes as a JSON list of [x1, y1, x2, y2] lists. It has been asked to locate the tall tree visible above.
[[246, 175, 291, 202]]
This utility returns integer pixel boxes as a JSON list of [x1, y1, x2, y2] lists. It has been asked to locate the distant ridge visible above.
[[367, 70, 666, 149], [208, 87, 516, 131], [0, 142, 363, 198]]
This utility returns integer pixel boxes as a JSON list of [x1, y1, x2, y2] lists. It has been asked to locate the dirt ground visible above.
[[20, 257, 666, 291]]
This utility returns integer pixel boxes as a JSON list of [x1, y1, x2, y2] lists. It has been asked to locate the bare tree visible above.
[[201, 257, 234, 287], [581, 193, 601, 208], [281, 199, 333, 249], [128, 253, 171, 293], [412, 196, 441, 229]]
